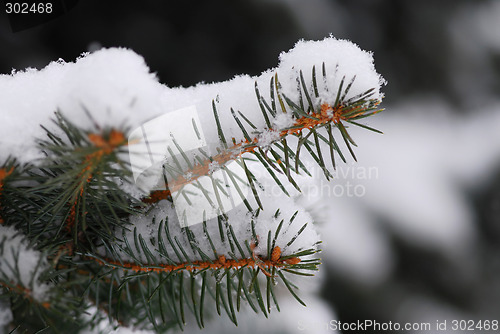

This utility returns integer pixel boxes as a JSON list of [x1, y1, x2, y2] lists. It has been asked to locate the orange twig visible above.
[[89, 246, 299, 274], [0, 280, 50, 309], [142, 102, 377, 204], [0, 167, 14, 224], [65, 130, 126, 234]]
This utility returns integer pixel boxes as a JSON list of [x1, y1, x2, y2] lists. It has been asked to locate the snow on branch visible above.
[[0, 37, 384, 165], [0, 36, 385, 330], [0, 35, 386, 279], [0, 225, 51, 306]]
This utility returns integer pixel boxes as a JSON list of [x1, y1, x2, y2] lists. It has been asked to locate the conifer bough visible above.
[[0, 37, 385, 332]]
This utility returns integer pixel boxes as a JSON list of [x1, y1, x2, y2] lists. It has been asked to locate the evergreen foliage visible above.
[[0, 58, 383, 333]]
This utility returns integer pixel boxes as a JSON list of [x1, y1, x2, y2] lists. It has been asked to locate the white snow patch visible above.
[[277, 37, 385, 106], [0, 37, 384, 172], [0, 225, 50, 302], [0, 48, 166, 163], [257, 129, 280, 148], [0, 300, 13, 329], [124, 183, 320, 264], [272, 112, 295, 129], [208, 161, 220, 174]]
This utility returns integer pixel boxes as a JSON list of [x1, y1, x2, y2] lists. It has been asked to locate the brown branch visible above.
[[0, 167, 14, 224], [0, 280, 50, 309], [88, 246, 300, 274], [64, 130, 126, 234], [142, 102, 377, 204]]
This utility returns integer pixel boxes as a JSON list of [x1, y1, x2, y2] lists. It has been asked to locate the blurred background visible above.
[[1, 0, 500, 333]]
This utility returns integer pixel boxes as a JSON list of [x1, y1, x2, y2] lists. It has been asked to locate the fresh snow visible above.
[[0, 36, 387, 331], [126, 189, 319, 262], [0, 300, 13, 330], [0, 36, 384, 258], [0, 225, 50, 302], [0, 37, 384, 166]]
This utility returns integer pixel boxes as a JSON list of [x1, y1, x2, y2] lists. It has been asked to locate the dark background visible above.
[[2, 0, 499, 108], [1, 1, 499, 333]]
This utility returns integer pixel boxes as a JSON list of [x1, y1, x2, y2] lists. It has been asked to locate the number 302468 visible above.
[[5, 2, 53, 14]]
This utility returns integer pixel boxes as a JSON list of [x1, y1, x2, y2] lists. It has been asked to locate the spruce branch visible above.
[[0, 165, 14, 225], [26, 112, 142, 250], [0, 38, 385, 332], [143, 64, 383, 209], [71, 210, 320, 330]]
